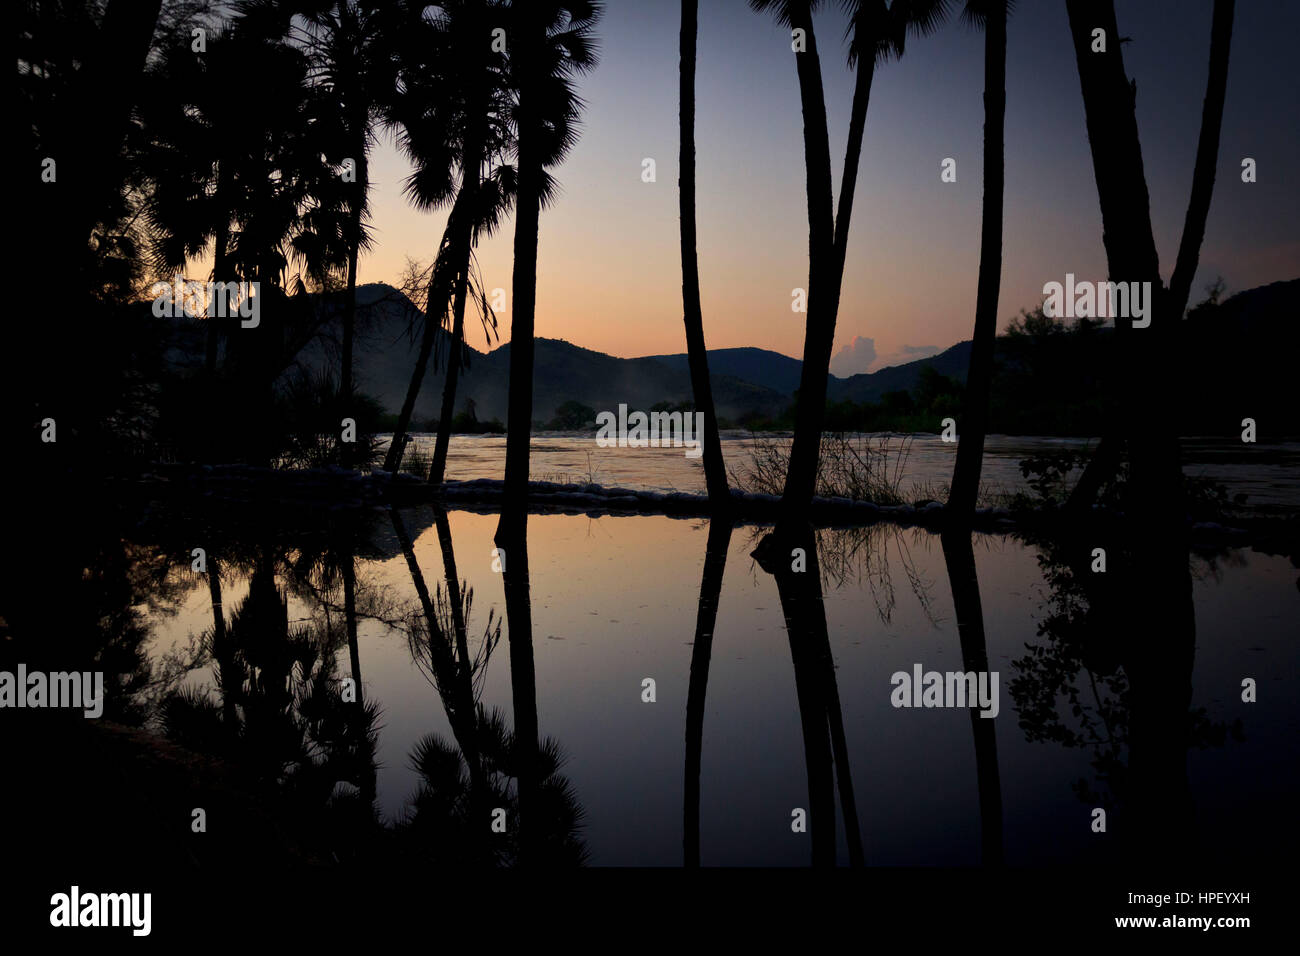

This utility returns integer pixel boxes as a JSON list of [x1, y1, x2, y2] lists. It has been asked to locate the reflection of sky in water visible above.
[[145, 510, 1300, 866]]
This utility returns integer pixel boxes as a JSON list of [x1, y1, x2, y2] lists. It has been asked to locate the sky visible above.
[[352, 0, 1299, 374]]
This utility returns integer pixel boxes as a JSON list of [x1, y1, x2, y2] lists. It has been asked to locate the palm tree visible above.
[[683, 518, 733, 866], [753, 527, 864, 866], [139, 21, 246, 374], [383, 0, 514, 478], [938, 530, 1004, 864], [297, 2, 387, 464], [947, 0, 1009, 519], [1062, 0, 1235, 516], [750, 0, 945, 530], [679, 0, 729, 510], [496, 1, 602, 538]]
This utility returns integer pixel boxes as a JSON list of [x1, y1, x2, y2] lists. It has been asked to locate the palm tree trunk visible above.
[[342, 550, 363, 711], [427, 264, 469, 485], [498, 520, 539, 866], [390, 505, 486, 797], [683, 517, 732, 866], [767, 539, 836, 867], [383, 217, 457, 472], [778, 11, 838, 523], [207, 555, 238, 732], [498, 90, 542, 538], [208, 168, 230, 375], [947, 2, 1007, 519], [939, 529, 1004, 866], [430, 108, 487, 486], [341, 547, 375, 808], [341, 151, 366, 466], [679, 0, 729, 510], [433, 508, 472, 681], [1167, 0, 1235, 326]]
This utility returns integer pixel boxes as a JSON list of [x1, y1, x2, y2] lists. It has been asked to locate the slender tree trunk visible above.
[[683, 517, 732, 866], [207, 167, 230, 375], [830, 46, 875, 284], [678, 0, 729, 510], [1167, 0, 1235, 324], [207, 555, 238, 732], [939, 530, 1004, 866], [754, 528, 863, 866], [433, 508, 472, 679], [497, 85, 542, 539], [778, 11, 838, 524], [427, 265, 469, 485], [498, 520, 539, 865], [341, 547, 375, 808], [383, 216, 458, 472], [430, 99, 488, 486], [340, 150, 366, 466], [390, 506, 485, 796], [765, 535, 836, 867], [342, 551, 363, 712], [947, 3, 1007, 519]]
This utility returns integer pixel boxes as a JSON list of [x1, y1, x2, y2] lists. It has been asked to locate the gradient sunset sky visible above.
[[351, 0, 1298, 373]]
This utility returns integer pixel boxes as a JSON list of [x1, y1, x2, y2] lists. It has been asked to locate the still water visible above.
[[140, 504, 1298, 866], [393, 432, 1300, 513]]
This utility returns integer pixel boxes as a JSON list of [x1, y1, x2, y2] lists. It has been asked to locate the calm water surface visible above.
[[143, 507, 1299, 866], [389, 432, 1300, 513]]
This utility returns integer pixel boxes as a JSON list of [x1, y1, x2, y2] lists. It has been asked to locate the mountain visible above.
[[291, 284, 790, 425], [643, 340, 975, 406], [641, 347, 810, 396], [273, 277, 1299, 429], [825, 341, 973, 404]]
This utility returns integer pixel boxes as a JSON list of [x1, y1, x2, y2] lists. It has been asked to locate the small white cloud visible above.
[[830, 335, 877, 377]]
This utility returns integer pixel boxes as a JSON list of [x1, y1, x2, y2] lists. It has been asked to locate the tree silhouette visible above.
[[750, 0, 946, 529], [497, 1, 602, 537], [679, 0, 730, 511], [683, 518, 734, 866], [382, 0, 513, 478], [1063, 0, 1236, 517], [947, 0, 1009, 519]]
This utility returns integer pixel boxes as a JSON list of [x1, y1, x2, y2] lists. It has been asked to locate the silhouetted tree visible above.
[[1063, 0, 1235, 517], [947, 0, 1009, 518], [683, 518, 733, 865], [679, 0, 729, 510], [497, 1, 602, 537], [297, 1, 387, 462], [753, 526, 864, 866], [938, 530, 1004, 864], [383, 0, 513, 478], [750, 0, 945, 528]]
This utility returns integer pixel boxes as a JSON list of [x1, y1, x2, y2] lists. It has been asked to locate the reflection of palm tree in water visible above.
[[160, 546, 382, 847], [754, 525, 864, 866], [938, 530, 1004, 866], [684, 519, 733, 867], [393, 507, 586, 866]]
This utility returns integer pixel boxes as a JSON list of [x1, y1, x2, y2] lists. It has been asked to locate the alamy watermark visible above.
[[150, 275, 260, 328], [1042, 273, 1152, 328], [595, 404, 705, 459], [50, 886, 151, 936], [0, 665, 103, 718], [891, 663, 999, 718]]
